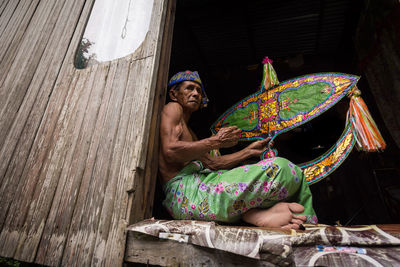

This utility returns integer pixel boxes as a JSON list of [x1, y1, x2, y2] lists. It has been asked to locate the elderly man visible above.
[[159, 71, 317, 229]]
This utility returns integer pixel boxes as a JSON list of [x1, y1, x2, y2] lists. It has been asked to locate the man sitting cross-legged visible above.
[[159, 71, 318, 229]]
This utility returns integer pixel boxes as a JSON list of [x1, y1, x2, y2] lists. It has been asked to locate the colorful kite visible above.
[[211, 57, 386, 184]]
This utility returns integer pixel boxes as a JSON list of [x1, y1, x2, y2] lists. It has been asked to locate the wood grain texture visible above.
[[125, 232, 275, 267], [0, 0, 61, 128], [0, 0, 19, 38], [0, 0, 172, 265], [36, 64, 110, 266], [0, 0, 11, 18], [0, 0, 85, 227], [0, 0, 89, 260], [0, 0, 32, 61], [128, 0, 176, 224], [0, 0, 80, 240]]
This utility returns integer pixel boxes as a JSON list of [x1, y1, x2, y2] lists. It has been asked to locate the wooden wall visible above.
[[0, 0, 173, 265]]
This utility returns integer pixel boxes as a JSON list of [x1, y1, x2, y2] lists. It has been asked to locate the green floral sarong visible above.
[[163, 157, 317, 224]]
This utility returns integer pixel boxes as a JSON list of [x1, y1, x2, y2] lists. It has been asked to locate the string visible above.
[[121, 0, 133, 39]]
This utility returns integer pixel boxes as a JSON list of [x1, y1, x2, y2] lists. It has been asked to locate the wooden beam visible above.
[[125, 231, 273, 267]]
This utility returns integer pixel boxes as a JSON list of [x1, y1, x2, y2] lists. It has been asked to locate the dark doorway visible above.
[[155, 0, 400, 225]]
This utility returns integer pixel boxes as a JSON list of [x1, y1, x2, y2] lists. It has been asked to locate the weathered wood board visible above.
[[125, 232, 275, 267], [0, 0, 174, 265]]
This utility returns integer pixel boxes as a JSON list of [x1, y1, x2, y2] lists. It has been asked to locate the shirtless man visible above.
[[159, 71, 317, 229]]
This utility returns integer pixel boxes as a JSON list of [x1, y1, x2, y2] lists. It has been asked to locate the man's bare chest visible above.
[[179, 121, 196, 142]]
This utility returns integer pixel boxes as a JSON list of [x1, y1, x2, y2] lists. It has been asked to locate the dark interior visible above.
[[154, 0, 400, 225]]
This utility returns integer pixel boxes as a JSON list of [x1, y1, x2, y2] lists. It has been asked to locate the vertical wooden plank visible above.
[[129, 0, 175, 222], [100, 1, 173, 265], [122, 0, 168, 224], [0, 0, 63, 149], [0, 0, 40, 62], [0, 0, 29, 47], [0, 0, 86, 229], [0, 0, 92, 194], [0, 0, 55, 89], [0, 0, 82, 195], [61, 59, 131, 267], [63, 0, 172, 263], [0, 0, 172, 265], [0, 0, 96, 262], [84, 59, 143, 266], [38, 62, 117, 266], [0, 67, 84, 258], [0, 66, 80, 229], [14, 64, 99, 262], [88, 58, 151, 267], [0, 66, 85, 257], [0, 0, 102, 263], [86, 59, 130, 266], [0, 0, 93, 242], [0, 0, 11, 18], [0, 0, 19, 37], [35, 62, 111, 266], [127, 0, 172, 175], [104, 59, 156, 267], [96, 2, 171, 264]]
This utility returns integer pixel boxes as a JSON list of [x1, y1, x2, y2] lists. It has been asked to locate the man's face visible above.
[[171, 81, 203, 112]]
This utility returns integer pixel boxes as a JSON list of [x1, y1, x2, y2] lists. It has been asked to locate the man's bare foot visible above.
[[242, 202, 307, 229]]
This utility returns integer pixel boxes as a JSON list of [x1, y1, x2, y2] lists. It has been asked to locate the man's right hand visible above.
[[214, 126, 241, 148]]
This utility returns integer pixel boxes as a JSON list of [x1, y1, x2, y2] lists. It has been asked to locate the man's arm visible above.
[[160, 102, 241, 164], [200, 138, 271, 170]]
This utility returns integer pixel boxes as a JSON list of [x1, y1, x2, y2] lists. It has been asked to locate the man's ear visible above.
[[169, 88, 178, 101]]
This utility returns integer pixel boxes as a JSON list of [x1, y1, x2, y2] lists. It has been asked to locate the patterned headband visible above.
[[168, 70, 209, 106]]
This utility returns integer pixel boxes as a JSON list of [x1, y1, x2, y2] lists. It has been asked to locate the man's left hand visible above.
[[246, 137, 274, 157]]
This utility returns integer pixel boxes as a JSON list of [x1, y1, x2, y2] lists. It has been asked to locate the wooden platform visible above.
[[125, 219, 400, 266]]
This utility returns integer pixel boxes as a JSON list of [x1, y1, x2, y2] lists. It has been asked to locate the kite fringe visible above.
[[261, 56, 279, 90], [346, 87, 386, 152]]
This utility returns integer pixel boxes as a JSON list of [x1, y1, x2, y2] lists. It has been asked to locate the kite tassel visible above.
[[346, 87, 386, 152], [261, 56, 279, 90]]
